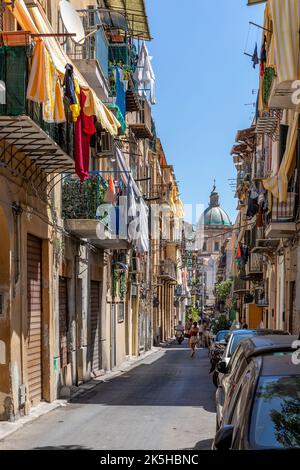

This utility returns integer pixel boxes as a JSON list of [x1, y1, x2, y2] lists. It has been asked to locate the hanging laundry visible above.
[[252, 42, 259, 69], [74, 89, 96, 182], [260, 35, 267, 77], [134, 41, 156, 105], [70, 78, 81, 122], [256, 206, 263, 228], [43, 53, 66, 123], [63, 64, 77, 105], [105, 174, 117, 204], [247, 191, 259, 218], [27, 40, 48, 103]]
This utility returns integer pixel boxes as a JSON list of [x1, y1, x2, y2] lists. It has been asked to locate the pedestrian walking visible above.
[[189, 321, 199, 357]]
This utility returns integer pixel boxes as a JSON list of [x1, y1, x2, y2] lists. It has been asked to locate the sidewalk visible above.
[[0, 345, 167, 442]]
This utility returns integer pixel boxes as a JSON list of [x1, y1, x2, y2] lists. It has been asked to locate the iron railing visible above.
[[62, 172, 108, 220]]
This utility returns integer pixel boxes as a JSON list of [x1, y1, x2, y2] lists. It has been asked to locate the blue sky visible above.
[[145, 0, 265, 223]]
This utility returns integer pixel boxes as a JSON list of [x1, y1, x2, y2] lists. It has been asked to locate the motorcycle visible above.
[[209, 347, 224, 387], [175, 329, 185, 344]]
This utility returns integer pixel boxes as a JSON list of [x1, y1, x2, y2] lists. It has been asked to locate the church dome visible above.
[[200, 184, 231, 227]]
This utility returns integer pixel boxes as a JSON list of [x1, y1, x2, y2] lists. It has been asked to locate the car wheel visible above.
[[212, 371, 218, 388]]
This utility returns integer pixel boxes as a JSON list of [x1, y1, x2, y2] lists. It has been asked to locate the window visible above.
[[215, 242, 220, 252], [118, 303, 125, 323], [203, 242, 207, 252], [279, 125, 289, 165]]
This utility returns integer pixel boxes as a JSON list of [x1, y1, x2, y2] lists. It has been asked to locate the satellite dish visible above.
[[59, 0, 85, 45]]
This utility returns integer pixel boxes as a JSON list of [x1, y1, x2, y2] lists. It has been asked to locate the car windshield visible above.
[[228, 333, 254, 357], [215, 331, 228, 342], [250, 376, 300, 449]]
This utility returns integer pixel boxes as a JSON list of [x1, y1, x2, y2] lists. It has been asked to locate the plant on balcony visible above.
[[62, 174, 108, 220], [120, 271, 127, 300], [112, 269, 118, 299], [263, 67, 275, 106]]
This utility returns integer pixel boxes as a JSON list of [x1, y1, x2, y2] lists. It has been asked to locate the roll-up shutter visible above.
[[59, 277, 68, 369], [27, 234, 42, 405], [90, 281, 101, 372]]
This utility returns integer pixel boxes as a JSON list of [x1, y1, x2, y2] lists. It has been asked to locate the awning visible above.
[[269, 0, 300, 83], [263, 112, 299, 201], [104, 0, 151, 40], [0, 116, 74, 176]]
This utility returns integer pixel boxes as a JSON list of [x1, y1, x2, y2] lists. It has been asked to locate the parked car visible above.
[[216, 335, 297, 430], [214, 328, 290, 387], [212, 352, 300, 449]]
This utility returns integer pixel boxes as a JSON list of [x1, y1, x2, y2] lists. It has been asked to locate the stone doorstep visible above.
[[0, 346, 162, 441]]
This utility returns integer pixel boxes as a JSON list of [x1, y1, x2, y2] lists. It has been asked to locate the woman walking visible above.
[[189, 321, 199, 357]]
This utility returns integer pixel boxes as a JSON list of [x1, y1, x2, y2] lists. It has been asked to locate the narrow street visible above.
[[0, 343, 215, 450]]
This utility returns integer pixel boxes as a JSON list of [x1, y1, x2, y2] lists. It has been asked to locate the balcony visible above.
[[149, 183, 171, 203], [268, 76, 297, 110], [0, 46, 74, 193], [255, 111, 281, 141], [127, 98, 152, 139], [159, 259, 177, 283], [265, 192, 296, 239], [108, 43, 140, 113], [62, 172, 130, 249], [70, 9, 110, 101], [233, 277, 248, 294]]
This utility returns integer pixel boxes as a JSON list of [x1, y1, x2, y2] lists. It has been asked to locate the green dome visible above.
[[202, 206, 231, 226], [199, 184, 232, 227]]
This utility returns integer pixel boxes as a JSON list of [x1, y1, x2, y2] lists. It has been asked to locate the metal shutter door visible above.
[[27, 234, 42, 405], [59, 277, 68, 369], [90, 281, 101, 372]]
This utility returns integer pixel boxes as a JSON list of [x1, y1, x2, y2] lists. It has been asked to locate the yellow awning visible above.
[[104, 0, 151, 40], [7, 0, 120, 136], [269, 0, 300, 83], [263, 111, 299, 202]]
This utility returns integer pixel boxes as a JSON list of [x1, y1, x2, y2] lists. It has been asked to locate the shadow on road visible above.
[[33, 445, 91, 450], [71, 342, 216, 413]]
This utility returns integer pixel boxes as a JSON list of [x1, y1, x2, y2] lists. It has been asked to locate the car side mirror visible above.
[[214, 425, 234, 450], [217, 361, 228, 374]]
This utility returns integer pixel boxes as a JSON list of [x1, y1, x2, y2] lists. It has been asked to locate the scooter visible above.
[[175, 330, 185, 344], [210, 347, 224, 387]]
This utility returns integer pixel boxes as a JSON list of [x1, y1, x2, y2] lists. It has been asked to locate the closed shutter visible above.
[[59, 277, 68, 369], [27, 234, 42, 405], [90, 281, 101, 372]]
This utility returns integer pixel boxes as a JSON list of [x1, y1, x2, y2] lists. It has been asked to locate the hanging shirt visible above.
[[74, 89, 95, 182], [63, 63, 77, 105]]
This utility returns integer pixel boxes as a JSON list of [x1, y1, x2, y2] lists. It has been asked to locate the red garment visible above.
[[74, 89, 96, 182]]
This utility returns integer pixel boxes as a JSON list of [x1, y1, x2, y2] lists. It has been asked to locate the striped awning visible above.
[[269, 0, 300, 83], [104, 0, 151, 40]]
